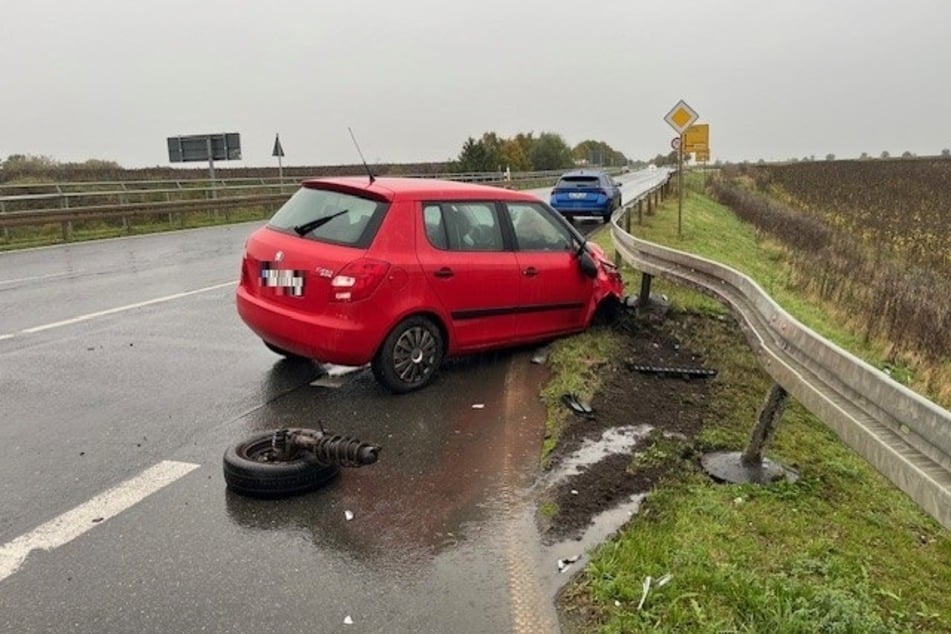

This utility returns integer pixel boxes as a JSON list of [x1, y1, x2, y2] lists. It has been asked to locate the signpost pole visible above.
[[678, 134, 684, 239], [272, 133, 286, 192], [663, 100, 699, 241], [206, 138, 218, 202]]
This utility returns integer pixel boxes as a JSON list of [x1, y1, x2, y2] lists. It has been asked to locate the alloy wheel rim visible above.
[[393, 326, 436, 384]]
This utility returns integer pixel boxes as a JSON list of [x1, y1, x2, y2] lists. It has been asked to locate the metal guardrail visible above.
[[0, 168, 609, 210], [610, 199, 951, 531], [0, 194, 289, 242], [0, 168, 624, 238]]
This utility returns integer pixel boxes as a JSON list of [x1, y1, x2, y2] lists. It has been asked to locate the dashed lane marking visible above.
[[0, 281, 234, 340], [0, 460, 200, 582]]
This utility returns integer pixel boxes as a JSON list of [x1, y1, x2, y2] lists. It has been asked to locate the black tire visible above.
[[592, 295, 622, 326], [371, 316, 444, 393], [263, 341, 309, 360], [223, 429, 339, 498]]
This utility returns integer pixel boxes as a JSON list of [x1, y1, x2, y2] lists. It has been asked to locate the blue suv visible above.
[[549, 170, 622, 224]]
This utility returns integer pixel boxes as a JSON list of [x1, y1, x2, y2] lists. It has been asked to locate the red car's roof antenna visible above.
[[348, 127, 376, 185]]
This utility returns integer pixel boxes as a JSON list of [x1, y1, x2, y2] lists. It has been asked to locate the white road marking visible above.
[[0, 460, 200, 583], [0, 271, 77, 286], [0, 281, 235, 339]]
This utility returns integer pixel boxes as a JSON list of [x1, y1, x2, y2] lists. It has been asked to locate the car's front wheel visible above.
[[372, 316, 444, 393], [223, 429, 339, 498]]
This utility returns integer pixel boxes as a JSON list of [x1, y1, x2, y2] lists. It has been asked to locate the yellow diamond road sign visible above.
[[664, 99, 699, 135]]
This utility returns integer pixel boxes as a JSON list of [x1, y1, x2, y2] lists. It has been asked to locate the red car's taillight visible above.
[[330, 258, 390, 302]]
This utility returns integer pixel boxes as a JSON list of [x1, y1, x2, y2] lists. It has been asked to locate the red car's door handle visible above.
[[434, 267, 454, 279], [522, 267, 539, 277]]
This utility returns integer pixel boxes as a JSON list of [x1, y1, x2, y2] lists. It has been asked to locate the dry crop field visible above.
[[711, 158, 950, 403], [762, 158, 950, 272]]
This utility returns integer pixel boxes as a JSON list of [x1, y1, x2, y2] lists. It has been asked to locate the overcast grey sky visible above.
[[2, 0, 949, 168]]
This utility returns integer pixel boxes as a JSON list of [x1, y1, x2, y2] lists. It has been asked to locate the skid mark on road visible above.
[[0, 460, 199, 583]]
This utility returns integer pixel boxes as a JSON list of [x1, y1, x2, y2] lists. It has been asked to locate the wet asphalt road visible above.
[[0, 171, 666, 633]]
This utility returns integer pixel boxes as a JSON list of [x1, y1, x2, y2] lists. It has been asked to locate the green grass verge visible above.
[[553, 183, 951, 632]]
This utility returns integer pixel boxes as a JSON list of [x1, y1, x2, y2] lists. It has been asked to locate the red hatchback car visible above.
[[236, 177, 624, 393]]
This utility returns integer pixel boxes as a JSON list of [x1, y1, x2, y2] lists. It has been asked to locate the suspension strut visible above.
[[269, 428, 380, 467]]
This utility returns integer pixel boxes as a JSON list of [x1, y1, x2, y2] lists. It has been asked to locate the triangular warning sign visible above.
[[272, 134, 285, 157]]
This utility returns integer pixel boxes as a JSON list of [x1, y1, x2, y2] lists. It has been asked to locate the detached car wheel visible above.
[[223, 429, 339, 498], [372, 316, 444, 393]]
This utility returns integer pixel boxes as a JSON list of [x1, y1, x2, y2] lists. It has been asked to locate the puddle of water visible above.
[[544, 424, 654, 486], [541, 492, 648, 584]]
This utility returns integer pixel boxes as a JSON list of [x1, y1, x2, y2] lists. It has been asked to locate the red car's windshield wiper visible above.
[[293, 209, 349, 236]]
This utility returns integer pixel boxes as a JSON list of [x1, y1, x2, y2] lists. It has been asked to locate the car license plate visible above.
[[260, 263, 305, 297], [569, 192, 587, 199]]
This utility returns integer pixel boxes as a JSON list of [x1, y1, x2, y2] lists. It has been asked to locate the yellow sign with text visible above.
[[684, 124, 709, 153]]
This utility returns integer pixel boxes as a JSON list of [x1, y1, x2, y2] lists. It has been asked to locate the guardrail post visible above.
[[637, 199, 643, 225], [742, 383, 788, 465], [646, 193, 654, 216], [700, 383, 797, 484], [1, 199, 8, 241], [638, 273, 653, 308], [60, 193, 73, 242]]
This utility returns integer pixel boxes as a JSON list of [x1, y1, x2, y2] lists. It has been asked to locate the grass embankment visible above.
[[551, 185, 951, 633]]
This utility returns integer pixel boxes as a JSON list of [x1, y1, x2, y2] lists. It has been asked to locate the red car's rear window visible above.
[[267, 186, 388, 248]]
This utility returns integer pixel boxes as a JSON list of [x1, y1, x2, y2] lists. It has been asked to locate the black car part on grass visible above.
[[625, 363, 718, 379], [224, 427, 381, 498], [561, 393, 595, 418]]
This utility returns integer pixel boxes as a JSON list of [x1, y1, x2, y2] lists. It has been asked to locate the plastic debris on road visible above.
[[343, 615, 353, 625], [531, 346, 550, 364], [557, 555, 580, 573], [471, 403, 485, 409], [344, 510, 354, 521]]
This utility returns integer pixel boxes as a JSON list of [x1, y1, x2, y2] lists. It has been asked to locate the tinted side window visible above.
[[423, 204, 447, 249], [507, 202, 572, 251], [423, 202, 504, 252]]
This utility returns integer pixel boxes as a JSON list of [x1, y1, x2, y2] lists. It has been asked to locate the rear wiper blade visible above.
[[293, 209, 349, 236]]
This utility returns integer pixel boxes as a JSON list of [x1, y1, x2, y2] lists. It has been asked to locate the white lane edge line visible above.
[[0, 271, 77, 286], [1, 281, 235, 339], [0, 460, 200, 583]]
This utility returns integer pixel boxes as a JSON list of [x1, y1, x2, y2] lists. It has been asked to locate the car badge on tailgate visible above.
[[260, 261, 304, 297]]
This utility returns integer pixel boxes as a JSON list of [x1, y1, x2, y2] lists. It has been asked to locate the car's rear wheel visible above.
[[372, 316, 444, 393]]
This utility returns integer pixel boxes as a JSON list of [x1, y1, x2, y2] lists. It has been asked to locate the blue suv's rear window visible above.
[[556, 176, 601, 188]]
